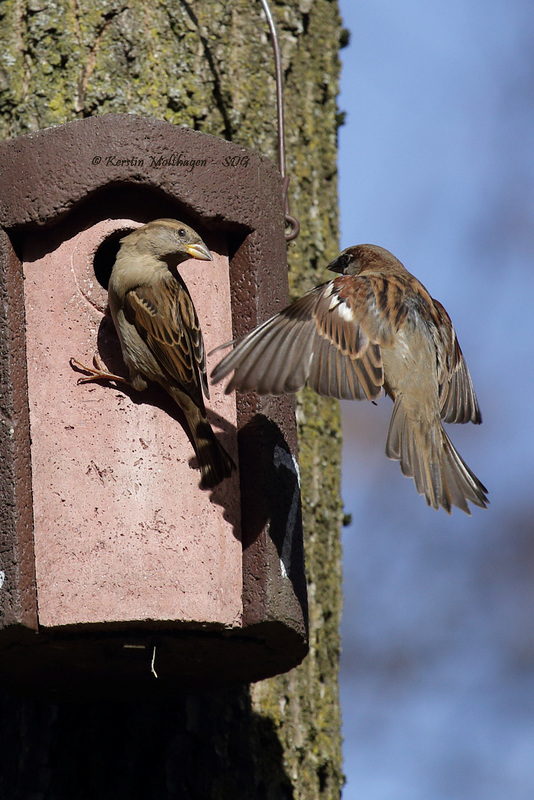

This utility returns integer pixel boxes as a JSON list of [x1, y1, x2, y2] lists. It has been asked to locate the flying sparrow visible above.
[[71, 219, 234, 489], [211, 244, 487, 514]]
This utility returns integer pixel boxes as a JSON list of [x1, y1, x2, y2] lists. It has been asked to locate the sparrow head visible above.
[[121, 219, 213, 263], [327, 244, 403, 276]]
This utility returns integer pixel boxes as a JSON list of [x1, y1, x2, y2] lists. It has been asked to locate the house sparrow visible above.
[[211, 244, 487, 514], [71, 219, 234, 489]]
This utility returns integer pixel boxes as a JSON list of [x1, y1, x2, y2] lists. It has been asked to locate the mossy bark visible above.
[[0, 1, 344, 797]]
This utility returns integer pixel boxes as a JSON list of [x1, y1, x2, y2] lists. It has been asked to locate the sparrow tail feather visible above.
[[385, 399, 488, 515], [190, 418, 235, 490], [168, 389, 234, 489]]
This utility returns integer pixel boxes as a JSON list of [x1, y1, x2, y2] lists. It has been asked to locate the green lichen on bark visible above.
[[0, 0, 345, 796]]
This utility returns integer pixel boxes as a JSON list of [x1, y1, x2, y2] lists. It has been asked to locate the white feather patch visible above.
[[336, 301, 354, 321], [323, 282, 335, 298]]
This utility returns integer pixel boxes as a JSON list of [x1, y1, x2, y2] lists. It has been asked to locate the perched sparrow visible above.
[[212, 244, 487, 514], [71, 219, 234, 489]]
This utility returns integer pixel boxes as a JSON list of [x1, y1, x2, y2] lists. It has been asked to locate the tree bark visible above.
[[0, 1, 344, 796]]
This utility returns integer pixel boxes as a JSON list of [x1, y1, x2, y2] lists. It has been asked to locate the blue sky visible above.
[[337, 1, 534, 797]]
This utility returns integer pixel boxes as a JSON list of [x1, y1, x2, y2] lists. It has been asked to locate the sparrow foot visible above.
[[70, 355, 130, 386]]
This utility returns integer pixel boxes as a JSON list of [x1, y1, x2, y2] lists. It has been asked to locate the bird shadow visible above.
[[70, 311, 241, 538], [234, 413, 308, 623]]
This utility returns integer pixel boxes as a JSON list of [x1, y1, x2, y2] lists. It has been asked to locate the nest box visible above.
[[0, 113, 307, 698]]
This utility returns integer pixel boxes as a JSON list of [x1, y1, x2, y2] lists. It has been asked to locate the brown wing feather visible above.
[[352, 271, 482, 425], [213, 277, 401, 400], [432, 299, 481, 424], [124, 273, 208, 409], [219, 290, 318, 395], [332, 273, 401, 347]]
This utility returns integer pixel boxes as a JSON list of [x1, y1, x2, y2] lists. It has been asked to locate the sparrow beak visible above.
[[185, 242, 213, 261], [327, 254, 346, 274]]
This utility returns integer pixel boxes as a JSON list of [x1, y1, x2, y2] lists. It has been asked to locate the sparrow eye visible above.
[[178, 228, 187, 237]]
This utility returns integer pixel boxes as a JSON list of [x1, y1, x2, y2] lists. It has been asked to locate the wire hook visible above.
[[258, 0, 300, 241]]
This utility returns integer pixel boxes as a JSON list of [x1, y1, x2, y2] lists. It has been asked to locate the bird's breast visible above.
[[382, 325, 440, 419]]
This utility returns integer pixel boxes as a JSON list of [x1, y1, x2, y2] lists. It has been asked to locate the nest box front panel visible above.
[[0, 115, 308, 691], [22, 217, 242, 629]]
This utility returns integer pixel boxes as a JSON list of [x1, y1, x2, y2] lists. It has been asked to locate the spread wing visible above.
[[211, 276, 400, 401], [432, 299, 481, 424], [124, 272, 208, 409]]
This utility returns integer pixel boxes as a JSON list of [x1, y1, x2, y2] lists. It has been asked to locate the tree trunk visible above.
[[0, 1, 344, 797]]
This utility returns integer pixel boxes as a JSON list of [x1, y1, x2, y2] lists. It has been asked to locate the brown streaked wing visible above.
[[215, 280, 386, 400], [222, 288, 320, 395], [311, 274, 409, 400], [124, 274, 207, 408], [331, 273, 406, 347], [432, 299, 481, 424]]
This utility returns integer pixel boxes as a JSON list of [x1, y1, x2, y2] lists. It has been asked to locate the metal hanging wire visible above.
[[258, 0, 300, 241]]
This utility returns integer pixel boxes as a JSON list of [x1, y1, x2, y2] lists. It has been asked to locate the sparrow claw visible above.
[[70, 355, 128, 385]]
